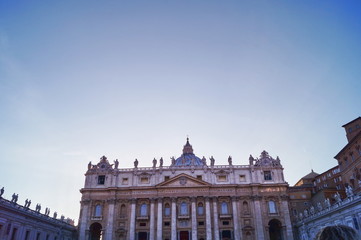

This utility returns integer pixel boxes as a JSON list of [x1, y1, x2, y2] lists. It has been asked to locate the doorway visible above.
[[138, 232, 148, 240], [268, 219, 283, 240], [179, 231, 189, 240], [221, 230, 232, 240], [89, 222, 102, 240]]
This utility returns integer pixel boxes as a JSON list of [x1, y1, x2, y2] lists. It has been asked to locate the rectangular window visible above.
[[164, 222, 170, 226], [24, 231, 30, 240], [222, 221, 230, 226], [239, 175, 246, 182], [217, 175, 227, 182], [10, 228, 17, 240], [140, 177, 149, 183], [264, 171, 272, 181], [139, 222, 146, 227], [196, 175, 202, 180], [198, 221, 204, 226], [122, 178, 128, 185], [98, 175, 105, 185], [268, 201, 277, 214], [164, 176, 170, 181]]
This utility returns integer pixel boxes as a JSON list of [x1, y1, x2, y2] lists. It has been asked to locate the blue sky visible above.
[[1, 1, 360, 222]]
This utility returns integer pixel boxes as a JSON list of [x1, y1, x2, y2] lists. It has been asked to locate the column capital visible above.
[[280, 195, 289, 201], [205, 196, 210, 202], [191, 197, 197, 202], [231, 196, 239, 202], [81, 199, 91, 205], [131, 198, 137, 204], [171, 197, 177, 203], [157, 197, 163, 202], [150, 198, 156, 203], [251, 195, 262, 201], [107, 198, 117, 204]]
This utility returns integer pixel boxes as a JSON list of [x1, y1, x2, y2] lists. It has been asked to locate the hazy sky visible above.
[[1, 1, 360, 222]]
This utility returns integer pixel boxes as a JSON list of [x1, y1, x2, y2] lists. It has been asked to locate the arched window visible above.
[[120, 204, 126, 217], [197, 203, 204, 215], [243, 201, 249, 213], [221, 202, 228, 214], [164, 203, 170, 216], [268, 201, 277, 214], [140, 203, 147, 216], [180, 202, 188, 215], [94, 204, 102, 217]]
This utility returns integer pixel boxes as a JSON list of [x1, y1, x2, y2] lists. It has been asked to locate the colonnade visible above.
[[128, 197, 242, 240], [80, 196, 294, 240]]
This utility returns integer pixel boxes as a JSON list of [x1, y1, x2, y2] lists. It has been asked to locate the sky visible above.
[[0, 0, 360, 223]]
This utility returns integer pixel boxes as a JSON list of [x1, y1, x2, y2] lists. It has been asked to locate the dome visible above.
[[173, 138, 205, 167]]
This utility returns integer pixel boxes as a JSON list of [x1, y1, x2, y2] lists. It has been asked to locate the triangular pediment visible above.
[[156, 173, 210, 187]]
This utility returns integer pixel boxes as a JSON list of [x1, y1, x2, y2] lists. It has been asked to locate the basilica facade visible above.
[[78, 139, 294, 240]]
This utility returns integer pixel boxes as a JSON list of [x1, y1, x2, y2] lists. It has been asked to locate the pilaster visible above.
[[212, 197, 220, 240], [171, 197, 177, 240], [205, 197, 212, 240], [129, 198, 136, 240], [150, 198, 155, 240], [156, 198, 163, 240], [191, 197, 197, 240], [232, 197, 240, 240]]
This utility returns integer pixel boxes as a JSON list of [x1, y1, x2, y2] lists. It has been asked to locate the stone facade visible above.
[[78, 139, 294, 240], [295, 192, 361, 240], [0, 193, 77, 240], [291, 117, 361, 239]]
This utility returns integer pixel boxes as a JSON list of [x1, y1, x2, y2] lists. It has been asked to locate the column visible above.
[[205, 197, 212, 240], [105, 199, 116, 240], [231, 197, 240, 240], [79, 200, 90, 240], [171, 198, 177, 240], [156, 198, 163, 240], [150, 199, 155, 240], [252, 196, 264, 240], [191, 197, 197, 240], [129, 199, 136, 240], [281, 196, 294, 240], [212, 197, 220, 240]]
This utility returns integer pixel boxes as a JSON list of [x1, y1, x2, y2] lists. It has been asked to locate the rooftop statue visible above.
[[334, 192, 342, 203], [228, 156, 233, 166], [114, 159, 119, 169], [254, 151, 282, 167], [210, 156, 215, 166]]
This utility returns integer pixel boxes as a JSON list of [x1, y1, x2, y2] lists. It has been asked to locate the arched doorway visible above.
[[268, 219, 283, 240], [89, 222, 102, 240]]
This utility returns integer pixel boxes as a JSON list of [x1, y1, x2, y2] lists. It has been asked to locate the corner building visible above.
[[78, 139, 294, 240]]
